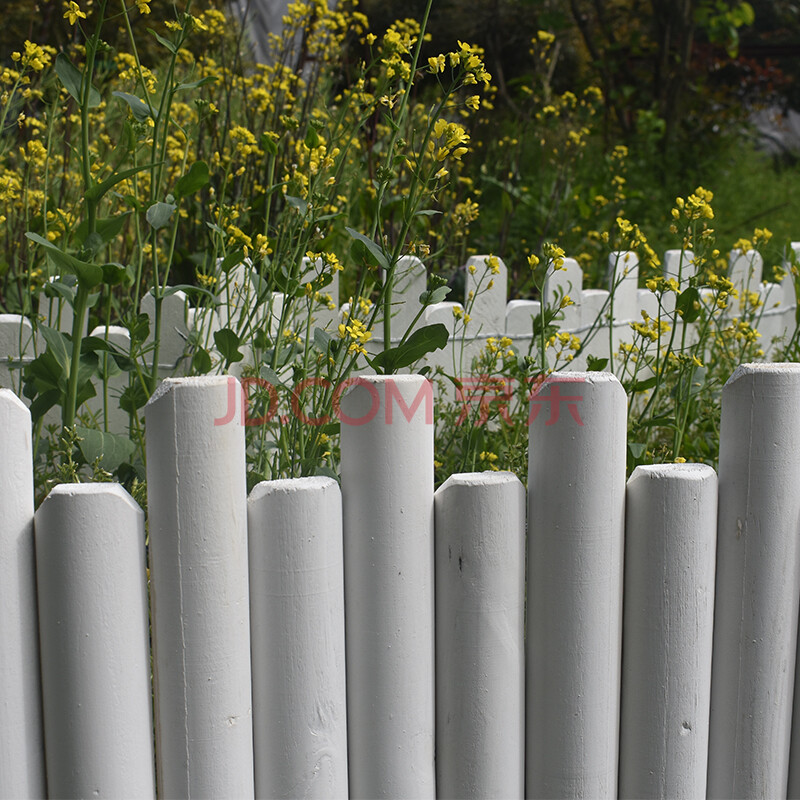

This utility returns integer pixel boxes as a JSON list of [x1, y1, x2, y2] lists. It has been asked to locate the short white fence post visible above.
[[248, 477, 348, 799], [435, 471, 525, 799], [35, 483, 155, 798], [145, 375, 255, 798], [619, 464, 717, 799], [526, 371, 626, 799], [709, 363, 800, 798], [0, 390, 45, 798], [340, 374, 435, 799]]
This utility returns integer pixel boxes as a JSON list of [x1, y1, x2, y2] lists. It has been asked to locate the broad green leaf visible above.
[[628, 442, 647, 459], [419, 285, 450, 305], [120, 382, 149, 414], [175, 161, 209, 198], [220, 248, 246, 273], [192, 347, 212, 374], [25, 232, 103, 288], [344, 227, 391, 272], [676, 286, 701, 323], [586, 355, 609, 371], [371, 323, 449, 372], [75, 427, 136, 472], [76, 213, 132, 247], [259, 365, 285, 387], [112, 90, 154, 123], [285, 194, 308, 215], [55, 53, 101, 107], [313, 327, 333, 353], [214, 328, 244, 363], [146, 201, 176, 230]]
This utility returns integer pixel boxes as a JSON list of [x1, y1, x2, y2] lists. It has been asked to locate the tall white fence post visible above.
[[340, 374, 435, 799], [0, 390, 45, 799], [145, 375, 255, 798], [248, 477, 348, 799], [709, 363, 800, 798], [435, 471, 525, 799], [619, 464, 718, 799], [35, 484, 155, 799], [526, 371, 626, 798]]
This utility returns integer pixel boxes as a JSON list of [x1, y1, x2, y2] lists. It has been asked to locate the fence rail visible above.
[[3, 365, 800, 798]]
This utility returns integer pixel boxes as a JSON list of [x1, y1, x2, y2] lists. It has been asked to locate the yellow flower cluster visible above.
[[338, 317, 372, 356]]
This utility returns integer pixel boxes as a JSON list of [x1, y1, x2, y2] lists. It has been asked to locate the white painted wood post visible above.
[[340, 374, 435, 799], [35, 483, 154, 799], [145, 375, 255, 798], [248, 477, 348, 799], [709, 363, 800, 799], [0, 391, 45, 799], [527, 371, 626, 799], [619, 464, 718, 799], [435, 471, 525, 799]]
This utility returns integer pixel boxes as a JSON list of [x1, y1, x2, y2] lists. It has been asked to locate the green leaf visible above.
[[75, 427, 136, 472], [147, 28, 178, 53], [120, 382, 149, 414], [313, 327, 333, 354], [259, 365, 285, 387], [586, 355, 609, 371], [627, 442, 646, 459], [101, 262, 130, 286], [344, 227, 391, 272], [76, 213, 132, 247], [260, 133, 278, 156], [25, 232, 103, 288], [176, 76, 219, 91], [314, 465, 340, 481], [214, 328, 244, 364], [146, 201, 176, 230], [112, 91, 154, 122], [371, 323, 449, 372], [85, 162, 159, 203], [628, 376, 657, 393], [419, 285, 450, 305], [175, 161, 209, 198], [285, 195, 308, 215], [192, 347, 212, 374], [304, 127, 320, 149], [220, 248, 246, 273], [55, 53, 101, 108], [43, 279, 76, 307], [676, 286, 701, 323]]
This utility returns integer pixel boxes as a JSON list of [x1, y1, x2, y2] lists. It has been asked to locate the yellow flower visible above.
[[63, 1, 86, 25], [136, 0, 151, 14]]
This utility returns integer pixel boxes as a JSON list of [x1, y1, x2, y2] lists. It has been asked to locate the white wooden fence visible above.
[[4, 365, 800, 798], [1, 243, 798, 432]]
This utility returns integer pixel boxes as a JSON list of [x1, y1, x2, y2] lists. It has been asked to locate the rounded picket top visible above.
[[35, 483, 154, 799]]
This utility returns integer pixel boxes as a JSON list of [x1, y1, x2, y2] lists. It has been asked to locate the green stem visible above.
[[63, 284, 90, 428]]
